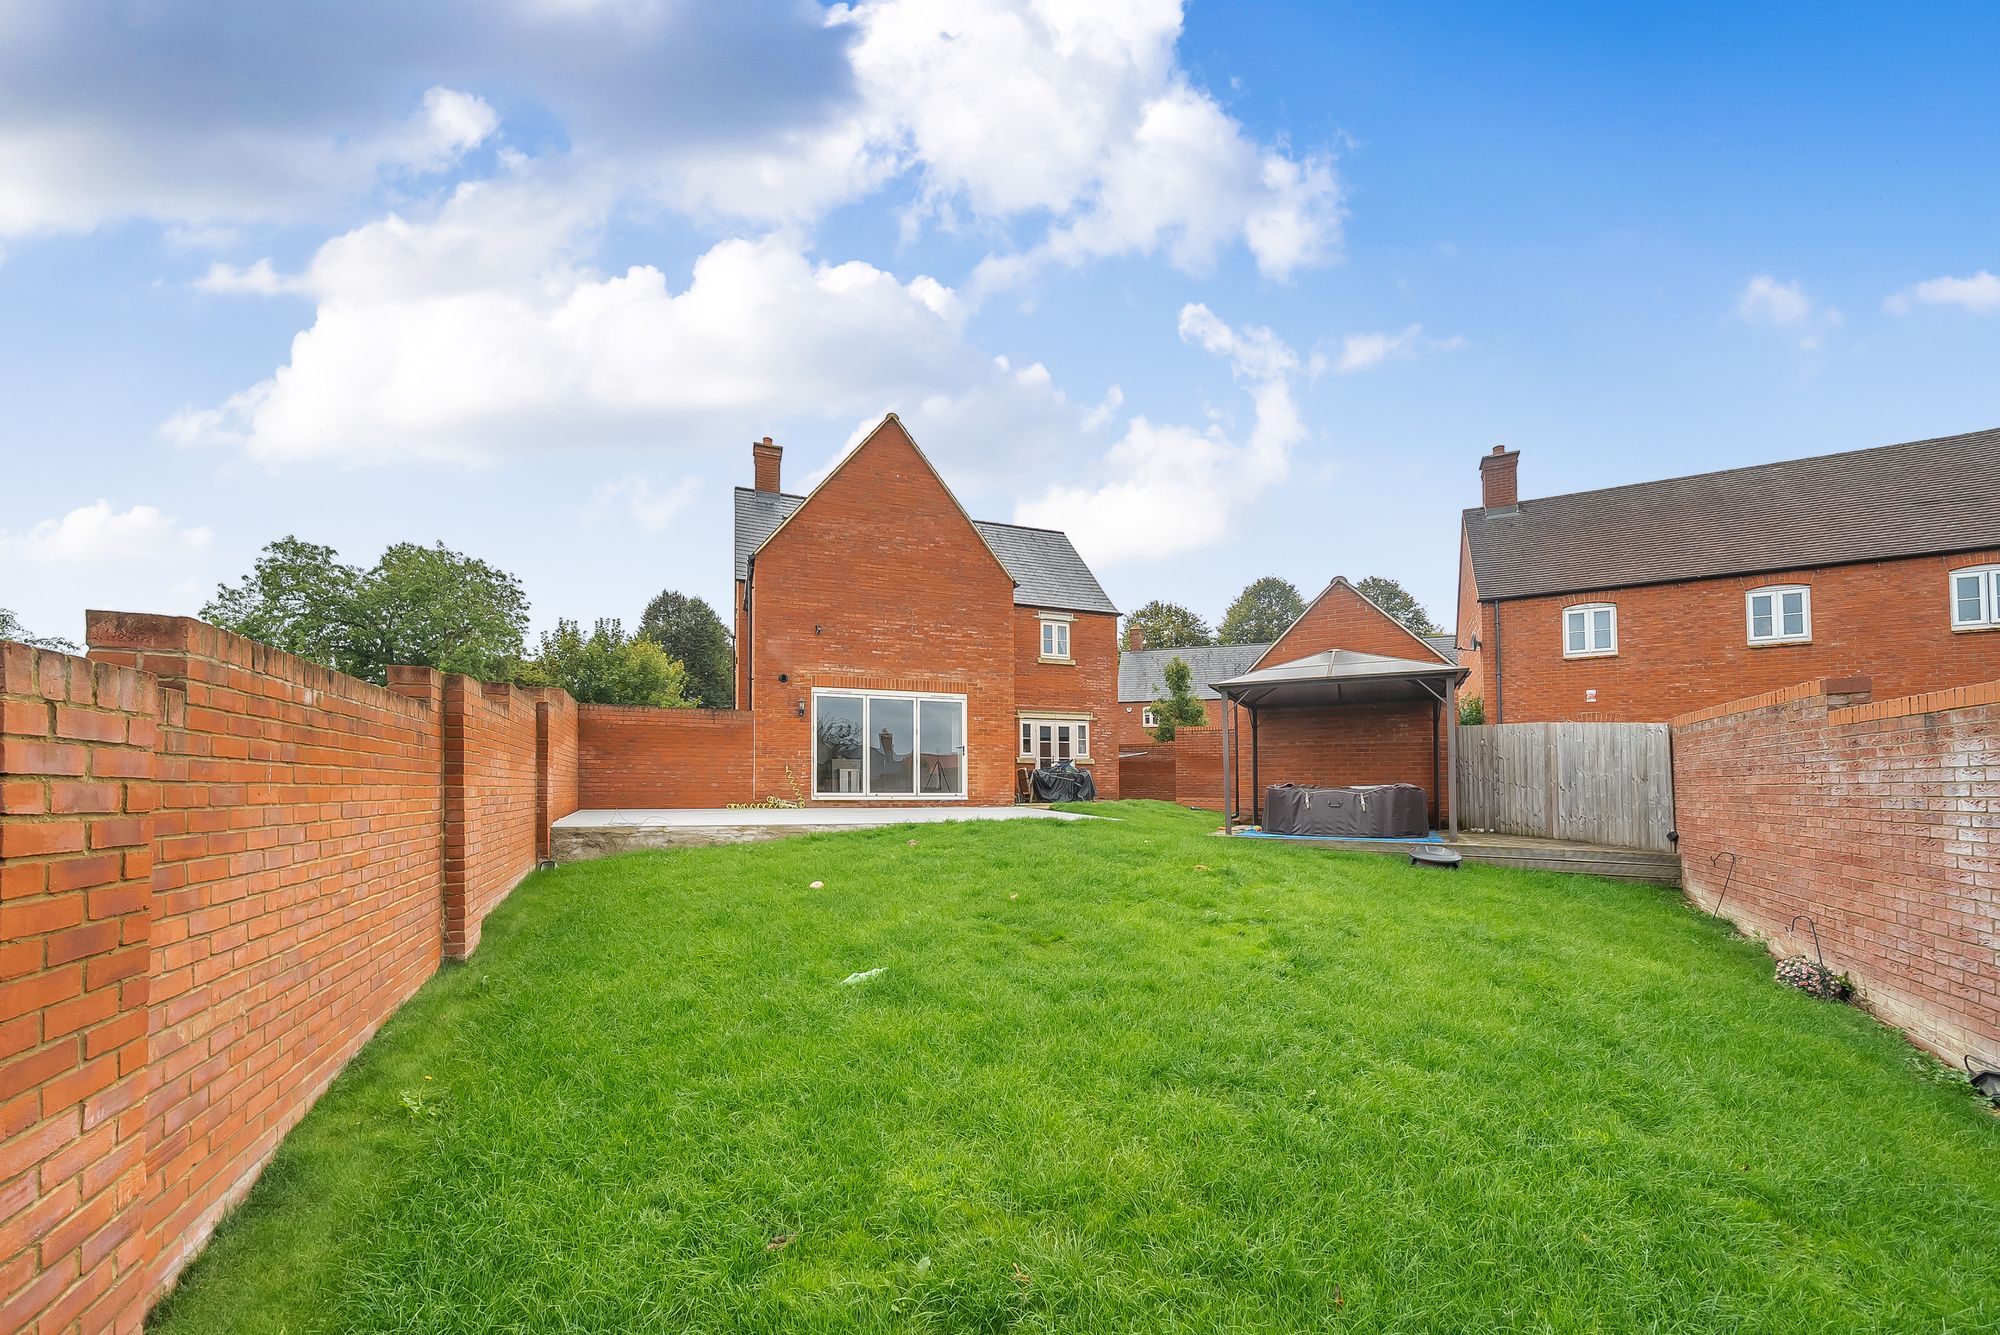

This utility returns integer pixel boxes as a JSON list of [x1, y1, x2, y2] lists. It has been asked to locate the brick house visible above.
[[727, 413, 1120, 804], [1455, 427, 2000, 723]]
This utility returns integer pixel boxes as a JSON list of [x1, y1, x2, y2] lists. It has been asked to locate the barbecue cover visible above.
[[1262, 783, 1427, 837], [1030, 763, 1098, 802]]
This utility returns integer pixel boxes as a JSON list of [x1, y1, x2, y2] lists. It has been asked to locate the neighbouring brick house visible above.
[[723, 413, 1121, 805], [1455, 427, 2000, 723]]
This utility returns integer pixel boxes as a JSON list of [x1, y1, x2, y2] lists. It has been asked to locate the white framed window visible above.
[[1039, 616, 1072, 660], [1746, 585, 1812, 644], [814, 689, 966, 799], [1141, 706, 1158, 729], [1562, 603, 1617, 657], [1019, 716, 1089, 764], [1950, 565, 2000, 630]]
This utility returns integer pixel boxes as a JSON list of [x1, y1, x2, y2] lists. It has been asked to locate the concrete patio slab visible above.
[[550, 805, 1095, 861]]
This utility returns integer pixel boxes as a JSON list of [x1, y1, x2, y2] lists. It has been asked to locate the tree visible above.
[[1354, 575, 1443, 636], [1126, 600, 1213, 650], [638, 590, 734, 708], [1219, 576, 1304, 645], [0, 608, 78, 652], [1149, 656, 1208, 740], [516, 619, 691, 706], [203, 537, 530, 684], [203, 538, 365, 671]]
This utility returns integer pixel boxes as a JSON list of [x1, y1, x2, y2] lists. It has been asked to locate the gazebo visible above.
[[1210, 648, 1470, 836]]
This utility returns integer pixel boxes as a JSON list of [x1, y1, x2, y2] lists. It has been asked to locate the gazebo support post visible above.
[[1220, 693, 1234, 833], [1250, 705, 1261, 827], [1446, 680, 1459, 836], [1430, 695, 1440, 828]]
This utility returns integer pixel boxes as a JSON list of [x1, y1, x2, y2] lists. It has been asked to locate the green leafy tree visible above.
[[1458, 695, 1484, 725], [1149, 656, 1209, 740], [1126, 600, 1213, 650], [204, 538, 366, 671], [1219, 576, 1304, 645], [516, 619, 691, 706], [203, 537, 529, 684], [0, 608, 79, 652], [1354, 575, 1443, 636], [638, 590, 734, 708]]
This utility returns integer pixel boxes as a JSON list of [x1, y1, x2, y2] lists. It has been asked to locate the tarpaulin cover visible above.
[[1261, 783, 1427, 838], [1030, 762, 1097, 802]]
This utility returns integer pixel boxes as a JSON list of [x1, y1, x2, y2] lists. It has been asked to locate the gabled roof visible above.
[[1117, 643, 1269, 702], [731, 417, 1118, 616], [1251, 576, 1457, 671], [1462, 426, 2000, 602]]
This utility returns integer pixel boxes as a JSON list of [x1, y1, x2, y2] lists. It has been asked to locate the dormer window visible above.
[[1746, 585, 1811, 644], [1951, 565, 2000, 630], [1562, 603, 1617, 658], [1038, 612, 1073, 662]]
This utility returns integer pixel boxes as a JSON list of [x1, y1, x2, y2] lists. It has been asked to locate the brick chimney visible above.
[[1125, 623, 1145, 652], [752, 436, 783, 493], [1479, 445, 1520, 510]]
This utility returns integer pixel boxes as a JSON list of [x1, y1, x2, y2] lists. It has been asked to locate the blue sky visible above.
[[3, 1, 1996, 647]]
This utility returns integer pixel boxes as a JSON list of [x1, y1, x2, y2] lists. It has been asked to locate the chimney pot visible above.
[[752, 436, 783, 493], [1125, 624, 1146, 652], [1478, 446, 1520, 510]]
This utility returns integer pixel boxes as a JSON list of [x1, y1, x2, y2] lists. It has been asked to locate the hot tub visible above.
[[1261, 783, 1428, 838]]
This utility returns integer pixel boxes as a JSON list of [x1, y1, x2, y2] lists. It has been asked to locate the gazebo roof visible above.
[[1212, 648, 1467, 710]]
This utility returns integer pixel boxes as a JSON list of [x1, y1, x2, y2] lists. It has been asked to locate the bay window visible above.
[[813, 690, 966, 799]]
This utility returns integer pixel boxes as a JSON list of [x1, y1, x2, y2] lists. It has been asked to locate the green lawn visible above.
[[151, 800, 1999, 1333]]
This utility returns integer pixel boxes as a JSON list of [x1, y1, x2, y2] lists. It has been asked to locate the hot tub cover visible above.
[[1262, 783, 1428, 838]]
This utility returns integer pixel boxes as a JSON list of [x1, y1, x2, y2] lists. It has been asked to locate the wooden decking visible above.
[[1227, 828, 1681, 885]]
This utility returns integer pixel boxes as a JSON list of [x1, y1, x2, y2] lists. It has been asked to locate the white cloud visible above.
[[1885, 270, 2000, 315], [1014, 303, 1305, 564], [162, 172, 1093, 471], [1334, 323, 1465, 374], [593, 474, 700, 531], [194, 257, 300, 296], [1734, 275, 1841, 348], [1735, 275, 1812, 326], [0, 501, 213, 565]]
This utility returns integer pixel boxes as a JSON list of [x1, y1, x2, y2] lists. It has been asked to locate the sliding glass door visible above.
[[814, 690, 967, 799]]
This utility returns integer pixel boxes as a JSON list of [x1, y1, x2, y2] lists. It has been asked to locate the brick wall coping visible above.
[[1669, 675, 1872, 728], [575, 704, 748, 721], [1829, 675, 2000, 725]]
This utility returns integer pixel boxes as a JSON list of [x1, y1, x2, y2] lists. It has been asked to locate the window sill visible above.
[[1562, 650, 1618, 660], [1037, 656, 1076, 666], [1951, 623, 2000, 634], [1747, 637, 1812, 648]]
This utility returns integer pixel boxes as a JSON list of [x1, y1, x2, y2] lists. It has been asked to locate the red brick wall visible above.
[[1674, 674, 2000, 1064], [1454, 527, 1487, 711], [1117, 743, 1176, 802], [746, 418, 1018, 805], [1013, 608, 1120, 798], [1175, 725, 1227, 811], [3, 616, 580, 1330], [536, 693, 579, 860], [1480, 547, 2000, 724], [1, 643, 159, 1334], [577, 706, 758, 808], [86, 615, 449, 1302], [439, 678, 541, 960]]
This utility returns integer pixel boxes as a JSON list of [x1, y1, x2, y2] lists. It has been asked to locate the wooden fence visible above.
[[1454, 722, 1674, 851]]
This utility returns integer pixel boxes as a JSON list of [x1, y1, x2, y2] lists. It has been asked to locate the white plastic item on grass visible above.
[[838, 967, 886, 987]]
